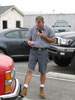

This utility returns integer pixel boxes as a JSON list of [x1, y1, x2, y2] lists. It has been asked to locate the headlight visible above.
[[54, 29, 58, 33], [57, 37, 73, 46], [5, 68, 15, 93], [66, 29, 70, 32], [61, 38, 68, 45]]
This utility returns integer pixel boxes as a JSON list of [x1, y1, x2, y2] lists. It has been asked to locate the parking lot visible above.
[[15, 59, 75, 100]]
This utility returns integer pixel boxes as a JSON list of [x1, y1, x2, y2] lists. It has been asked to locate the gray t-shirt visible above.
[[26, 25, 56, 48]]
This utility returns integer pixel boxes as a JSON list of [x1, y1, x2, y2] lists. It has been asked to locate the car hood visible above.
[[56, 32, 75, 40], [0, 54, 13, 71]]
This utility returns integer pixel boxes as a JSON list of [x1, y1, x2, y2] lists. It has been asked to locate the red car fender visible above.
[[0, 54, 13, 95]]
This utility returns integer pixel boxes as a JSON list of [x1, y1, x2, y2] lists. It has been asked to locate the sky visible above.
[[0, 0, 75, 14]]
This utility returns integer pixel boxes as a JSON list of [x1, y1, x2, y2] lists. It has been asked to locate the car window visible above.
[[5, 31, 20, 38], [54, 22, 69, 27], [21, 30, 28, 38]]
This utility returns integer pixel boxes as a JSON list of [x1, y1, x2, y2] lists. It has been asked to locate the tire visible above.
[[0, 49, 6, 54], [71, 54, 75, 70], [53, 56, 70, 67]]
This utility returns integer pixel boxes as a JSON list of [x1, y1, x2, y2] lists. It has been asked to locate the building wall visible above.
[[0, 8, 24, 29], [24, 14, 75, 31]]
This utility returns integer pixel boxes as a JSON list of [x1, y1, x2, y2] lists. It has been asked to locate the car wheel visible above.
[[0, 49, 5, 54], [53, 56, 70, 67], [71, 54, 75, 69]]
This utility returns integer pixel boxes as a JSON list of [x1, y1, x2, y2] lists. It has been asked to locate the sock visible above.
[[40, 84, 45, 87], [24, 84, 28, 88]]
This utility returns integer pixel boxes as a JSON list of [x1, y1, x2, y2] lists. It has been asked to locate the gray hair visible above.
[[36, 16, 44, 23]]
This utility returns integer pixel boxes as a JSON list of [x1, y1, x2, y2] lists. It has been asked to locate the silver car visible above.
[[52, 20, 71, 33]]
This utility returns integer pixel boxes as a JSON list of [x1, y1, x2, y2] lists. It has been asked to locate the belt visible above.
[[32, 47, 47, 51]]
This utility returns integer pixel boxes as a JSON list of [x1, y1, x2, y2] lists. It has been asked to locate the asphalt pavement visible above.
[[14, 59, 75, 100]]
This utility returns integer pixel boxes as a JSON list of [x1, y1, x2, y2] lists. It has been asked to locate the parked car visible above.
[[0, 54, 20, 100], [0, 28, 30, 58], [52, 20, 71, 33], [0, 28, 51, 59], [49, 31, 75, 68]]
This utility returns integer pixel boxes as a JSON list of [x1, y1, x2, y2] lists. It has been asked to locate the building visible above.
[[24, 14, 75, 31], [0, 5, 24, 30]]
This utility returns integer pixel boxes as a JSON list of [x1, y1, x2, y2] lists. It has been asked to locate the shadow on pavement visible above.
[[13, 58, 29, 62]]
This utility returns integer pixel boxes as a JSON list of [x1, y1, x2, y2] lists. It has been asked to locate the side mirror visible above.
[[52, 25, 54, 27], [69, 25, 71, 27]]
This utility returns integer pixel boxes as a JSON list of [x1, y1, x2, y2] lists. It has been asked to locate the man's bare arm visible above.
[[38, 32, 56, 44]]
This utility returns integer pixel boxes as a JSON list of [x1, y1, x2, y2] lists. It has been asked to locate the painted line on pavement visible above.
[[16, 71, 75, 83], [23, 98, 33, 100], [14, 65, 28, 68], [46, 72, 75, 79]]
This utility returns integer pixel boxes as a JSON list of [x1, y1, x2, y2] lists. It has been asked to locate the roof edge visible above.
[[0, 5, 24, 16]]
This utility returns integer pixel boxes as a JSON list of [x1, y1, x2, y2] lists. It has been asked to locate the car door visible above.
[[19, 30, 31, 56], [4, 30, 22, 57]]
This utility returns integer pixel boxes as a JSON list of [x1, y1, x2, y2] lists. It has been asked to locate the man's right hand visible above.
[[28, 40, 32, 46]]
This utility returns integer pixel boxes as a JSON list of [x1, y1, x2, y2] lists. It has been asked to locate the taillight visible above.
[[5, 68, 15, 93]]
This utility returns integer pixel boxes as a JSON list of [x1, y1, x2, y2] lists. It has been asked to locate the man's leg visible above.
[[20, 49, 37, 97], [24, 69, 34, 84], [40, 72, 46, 99], [38, 49, 48, 99], [40, 72, 46, 84], [20, 69, 34, 97]]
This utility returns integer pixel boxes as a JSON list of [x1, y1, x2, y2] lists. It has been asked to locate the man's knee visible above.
[[27, 69, 34, 74], [40, 72, 46, 76]]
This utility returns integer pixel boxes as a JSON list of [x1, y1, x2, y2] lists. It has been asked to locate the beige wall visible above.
[[24, 14, 75, 31], [0, 8, 24, 29]]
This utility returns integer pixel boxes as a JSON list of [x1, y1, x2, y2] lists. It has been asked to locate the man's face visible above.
[[36, 21, 44, 29]]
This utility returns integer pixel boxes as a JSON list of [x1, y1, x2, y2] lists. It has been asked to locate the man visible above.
[[20, 16, 56, 99]]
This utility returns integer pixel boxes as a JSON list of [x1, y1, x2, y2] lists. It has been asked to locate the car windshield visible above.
[[54, 22, 69, 27]]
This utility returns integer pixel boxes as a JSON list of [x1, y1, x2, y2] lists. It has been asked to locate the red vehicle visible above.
[[0, 54, 20, 100]]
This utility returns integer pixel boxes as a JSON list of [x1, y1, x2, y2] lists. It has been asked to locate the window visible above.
[[21, 30, 28, 38], [3, 20, 8, 29], [54, 22, 69, 27], [16, 21, 21, 28], [5, 31, 20, 38]]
